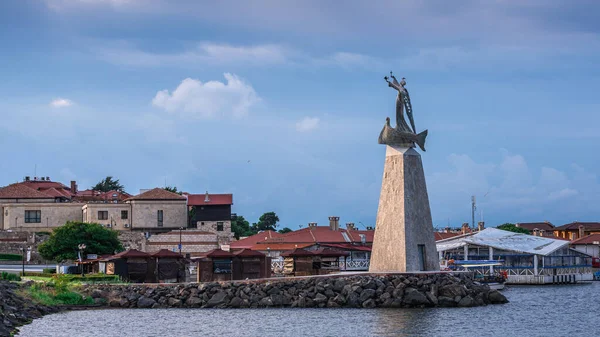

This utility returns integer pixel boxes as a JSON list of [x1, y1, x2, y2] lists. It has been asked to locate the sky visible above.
[[1, 0, 600, 229]]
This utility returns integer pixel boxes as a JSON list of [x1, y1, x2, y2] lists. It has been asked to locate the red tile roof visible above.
[[125, 188, 186, 201], [554, 222, 600, 231], [260, 226, 374, 245], [233, 249, 265, 257], [230, 231, 284, 249], [312, 248, 349, 257], [320, 243, 372, 252], [203, 249, 234, 258], [150, 249, 183, 258], [0, 183, 56, 199], [434, 232, 461, 241], [251, 243, 313, 251], [186, 193, 233, 206], [515, 222, 555, 231], [111, 249, 150, 258], [281, 248, 314, 257], [571, 234, 600, 245]]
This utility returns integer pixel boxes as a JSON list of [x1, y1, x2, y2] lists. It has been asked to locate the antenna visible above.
[[471, 196, 476, 230], [34, 164, 37, 178]]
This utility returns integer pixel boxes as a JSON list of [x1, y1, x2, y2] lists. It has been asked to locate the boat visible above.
[[446, 260, 507, 290]]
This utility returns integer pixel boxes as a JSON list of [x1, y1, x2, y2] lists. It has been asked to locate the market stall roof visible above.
[[233, 249, 265, 257], [312, 248, 350, 257], [436, 228, 569, 256], [281, 248, 314, 257], [150, 249, 183, 258]]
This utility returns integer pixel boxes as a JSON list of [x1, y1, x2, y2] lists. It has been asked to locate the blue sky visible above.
[[1, 0, 600, 229]]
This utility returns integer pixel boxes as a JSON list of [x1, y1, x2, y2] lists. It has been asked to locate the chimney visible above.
[[366, 226, 374, 230], [461, 223, 469, 235], [346, 222, 355, 230], [540, 229, 546, 237], [329, 216, 340, 231], [204, 191, 210, 203], [41, 177, 45, 181], [533, 228, 540, 236], [444, 226, 451, 233], [70, 181, 78, 194], [46, 176, 50, 181], [34, 177, 38, 181], [24, 176, 30, 182], [578, 225, 585, 240], [477, 221, 485, 232], [308, 222, 317, 228]]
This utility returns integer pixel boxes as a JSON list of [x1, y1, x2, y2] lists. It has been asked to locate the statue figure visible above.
[[378, 72, 428, 151]]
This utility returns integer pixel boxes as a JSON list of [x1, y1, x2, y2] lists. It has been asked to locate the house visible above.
[[229, 230, 284, 251], [437, 228, 593, 284], [570, 234, 600, 258], [515, 221, 555, 237], [553, 222, 600, 240], [124, 188, 188, 232], [185, 192, 233, 245]]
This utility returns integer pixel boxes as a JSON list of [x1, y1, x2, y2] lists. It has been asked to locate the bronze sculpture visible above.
[[378, 72, 427, 151]]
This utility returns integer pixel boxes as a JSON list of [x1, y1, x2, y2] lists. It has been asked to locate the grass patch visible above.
[[22, 276, 53, 282], [23, 282, 93, 306], [0, 253, 22, 261], [1, 271, 21, 281]]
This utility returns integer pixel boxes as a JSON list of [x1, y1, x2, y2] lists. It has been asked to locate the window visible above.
[[24, 210, 41, 223], [98, 211, 108, 220], [121, 210, 128, 220], [417, 244, 426, 271], [157, 210, 163, 226], [217, 222, 224, 231]]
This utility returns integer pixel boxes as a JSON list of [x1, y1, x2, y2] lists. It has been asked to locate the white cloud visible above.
[[295, 117, 320, 132], [50, 98, 74, 108], [152, 73, 260, 119]]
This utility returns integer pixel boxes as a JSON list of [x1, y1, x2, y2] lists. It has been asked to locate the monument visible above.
[[369, 72, 439, 272]]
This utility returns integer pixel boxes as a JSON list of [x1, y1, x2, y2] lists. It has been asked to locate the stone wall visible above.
[[129, 200, 187, 230], [118, 231, 148, 251], [1, 203, 83, 232], [194, 220, 233, 243], [146, 231, 220, 256], [83, 273, 508, 309], [83, 204, 132, 230]]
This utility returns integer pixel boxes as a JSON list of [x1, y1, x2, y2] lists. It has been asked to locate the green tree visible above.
[[164, 186, 182, 195], [38, 222, 123, 262], [251, 212, 280, 232], [497, 223, 530, 234], [231, 215, 255, 239], [92, 176, 125, 192], [278, 227, 293, 234]]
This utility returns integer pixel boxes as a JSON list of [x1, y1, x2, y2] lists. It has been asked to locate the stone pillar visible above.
[[369, 146, 438, 272], [533, 255, 538, 276], [463, 245, 469, 261]]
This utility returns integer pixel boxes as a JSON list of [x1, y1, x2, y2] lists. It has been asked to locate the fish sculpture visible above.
[[378, 117, 427, 151]]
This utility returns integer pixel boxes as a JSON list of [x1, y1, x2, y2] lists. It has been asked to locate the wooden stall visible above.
[[232, 249, 270, 280], [312, 248, 349, 275], [151, 249, 184, 283], [101, 249, 151, 283], [281, 248, 315, 277], [196, 249, 233, 282]]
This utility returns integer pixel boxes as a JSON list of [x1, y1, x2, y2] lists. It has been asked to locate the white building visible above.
[[437, 228, 594, 284]]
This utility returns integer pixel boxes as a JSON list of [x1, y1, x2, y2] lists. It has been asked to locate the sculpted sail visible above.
[[378, 73, 428, 151]]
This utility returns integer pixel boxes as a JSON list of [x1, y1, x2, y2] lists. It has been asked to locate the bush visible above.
[[0, 254, 23, 261], [42, 268, 56, 274], [1, 271, 21, 281]]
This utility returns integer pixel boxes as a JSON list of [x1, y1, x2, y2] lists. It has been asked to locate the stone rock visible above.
[[137, 296, 156, 308], [186, 297, 203, 307], [167, 298, 182, 307], [270, 294, 284, 306], [109, 299, 121, 307], [314, 293, 328, 304], [402, 288, 430, 307], [425, 292, 438, 306], [229, 297, 243, 308], [359, 289, 376, 303], [333, 279, 346, 292], [438, 296, 456, 307], [91, 289, 107, 299], [119, 298, 129, 308], [489, 291, 509, 304], [439, 284, 467, 298], [458, 296, 475, 307], [347, 292, 360, 308], [362, 299, 377, 308], [259, 297, 274, 307], [206, 292, 228, 308]]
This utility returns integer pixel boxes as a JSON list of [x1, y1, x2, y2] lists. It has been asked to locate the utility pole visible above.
[[471, 196, 476, 231]]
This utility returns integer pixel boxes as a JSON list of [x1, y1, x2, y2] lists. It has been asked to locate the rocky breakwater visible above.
[[0, 281, 60, 337], [84, 273, 508, 309]]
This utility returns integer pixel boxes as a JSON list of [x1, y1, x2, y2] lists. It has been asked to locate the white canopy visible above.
[[436, 228, 569, 256]]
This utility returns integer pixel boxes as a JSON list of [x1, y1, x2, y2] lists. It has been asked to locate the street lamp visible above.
[[179, 227, 183, 254], [78, 243, 86, 276], [20, 246, 25, 276]]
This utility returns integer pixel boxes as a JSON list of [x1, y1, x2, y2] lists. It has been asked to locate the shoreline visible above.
[[4, 272, 508, 336]]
